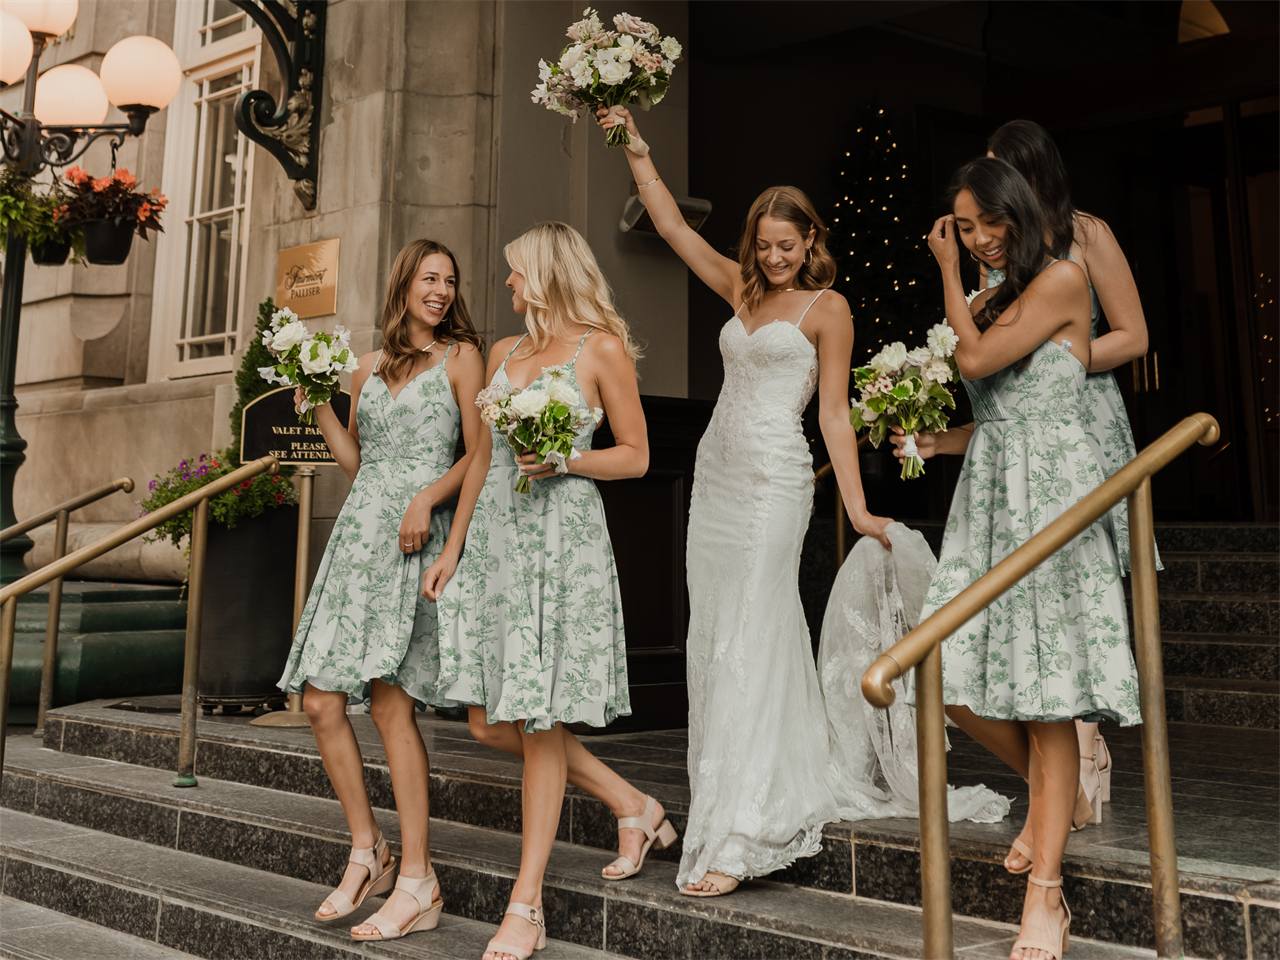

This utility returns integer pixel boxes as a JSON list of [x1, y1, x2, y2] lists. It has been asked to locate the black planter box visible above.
[[83, 219, 135, 265], [30, 239, 70, 266], [199, 506, 300, 705]]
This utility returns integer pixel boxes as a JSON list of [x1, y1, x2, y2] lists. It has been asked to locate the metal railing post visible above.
[[33, 508, 69, 738], [1129, 477, 1184, 959], [173, 497, 209, 788], [250, 464, 314, 728], [834, 485, 847, 566], [0, 596, 16, 775], [916, 642, 954, 959]]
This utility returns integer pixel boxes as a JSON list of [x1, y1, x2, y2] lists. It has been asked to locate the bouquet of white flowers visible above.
[[850, 323, 961, 480], [256, 307, 360, 424], [477, 366, 604, 494], [531, 7, 682, 148]]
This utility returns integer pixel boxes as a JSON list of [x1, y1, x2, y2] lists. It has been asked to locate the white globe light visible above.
[[0, 10, 33, 84], [34, 62, 106, 125], [0, 0, 77, 38], [100, 35, 181, 111]]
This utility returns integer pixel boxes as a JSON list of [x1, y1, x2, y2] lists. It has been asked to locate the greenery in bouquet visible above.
[[532, 7, 682, 147], [850, 323, 960, 479], [0, 165, 85, 261], [477, 366, 604, 494], [256, 306, 359, 424], [56, 166, 166, 239]]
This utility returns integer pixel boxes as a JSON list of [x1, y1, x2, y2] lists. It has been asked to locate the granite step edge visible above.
[[0, 895, 199, 960], [0, 810, 624, 960]]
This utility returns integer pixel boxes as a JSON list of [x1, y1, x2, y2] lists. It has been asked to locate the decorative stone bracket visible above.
[[230, 0, 327, 209]]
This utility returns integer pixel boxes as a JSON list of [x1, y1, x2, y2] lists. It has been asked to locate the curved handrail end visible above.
[[862, 655, 901, 708], [117, 477, 135, 494], [1190, 413, 1220, 447]]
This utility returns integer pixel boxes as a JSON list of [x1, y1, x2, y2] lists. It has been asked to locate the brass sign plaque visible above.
[[240, 387, 352, 466], [276, 238, 339, 319]]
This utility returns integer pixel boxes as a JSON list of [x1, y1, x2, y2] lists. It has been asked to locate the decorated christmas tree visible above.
[[829, 103, 942, 364]]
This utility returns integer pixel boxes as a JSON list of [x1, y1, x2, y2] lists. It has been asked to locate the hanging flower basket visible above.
[[30, 239, 71, 266], [83, 219, 136, 265]]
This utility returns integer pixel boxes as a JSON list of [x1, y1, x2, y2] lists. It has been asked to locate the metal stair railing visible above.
[[861, 412, 1221, 960], [0, 457, 281, 787], [0, 476, 135, 737]]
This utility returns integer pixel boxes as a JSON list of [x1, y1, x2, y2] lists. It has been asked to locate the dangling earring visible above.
[[805, 246, 813, 266], [969, 251, 982, 264]]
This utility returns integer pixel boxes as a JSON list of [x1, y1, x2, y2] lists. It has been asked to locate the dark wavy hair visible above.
[[947, 157, 1047, 334], [987, 120, 1075, 260]]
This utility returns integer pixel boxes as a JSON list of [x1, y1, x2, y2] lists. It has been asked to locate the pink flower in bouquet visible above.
[[613, 12, 656, 38]]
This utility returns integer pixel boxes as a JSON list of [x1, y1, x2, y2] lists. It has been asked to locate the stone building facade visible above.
[[4, 0, 691, 581]]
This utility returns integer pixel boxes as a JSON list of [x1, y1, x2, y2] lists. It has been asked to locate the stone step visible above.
[[0, 895, 198, 960], [1151, 524, 1279, 555], [0, 762, 1153, 960], [1161, 632, 1279, 682], [1164, 675, 1280, 729], [16, 600, 187, 636], [1140, 593, 1276, 637], [0, 809, 622, 960], [15, 583, 185, 607], [23, 704, 1278, 957], [1153, 554, 1279, 596]]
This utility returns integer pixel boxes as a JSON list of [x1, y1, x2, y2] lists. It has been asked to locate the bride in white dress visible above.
[[601, 108, 1007, 897]]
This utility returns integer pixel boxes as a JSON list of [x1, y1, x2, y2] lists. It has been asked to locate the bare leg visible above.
[[1012, 720, 1077, 960], [352, 680, 436, 936], [467, 706, 664, 877], [303, 684, 390, 918], [1074, 720, 1098, 759], [946, 705, 1036, 873], [484, 721, 567, 960]]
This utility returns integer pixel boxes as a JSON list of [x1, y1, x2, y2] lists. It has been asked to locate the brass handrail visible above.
[[0, 457, 281, 787], [0, 476, 134, 543], [861, 413, 1219, 960], [0, 476, 134, 737]]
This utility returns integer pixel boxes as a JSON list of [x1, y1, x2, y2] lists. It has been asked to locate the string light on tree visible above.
[[830, 101, 941, 359]]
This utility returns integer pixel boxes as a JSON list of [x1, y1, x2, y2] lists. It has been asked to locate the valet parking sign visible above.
[[240, 388, 352, 466], [276, 238, 339, 319]]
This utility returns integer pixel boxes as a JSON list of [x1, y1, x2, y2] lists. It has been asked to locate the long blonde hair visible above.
[[503, 222, 643, 364], [737, 186, 836, 313], [378, 238, 484, 384]]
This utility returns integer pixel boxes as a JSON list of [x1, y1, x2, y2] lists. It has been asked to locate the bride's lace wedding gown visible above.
[[679, 292, 1007, 890]]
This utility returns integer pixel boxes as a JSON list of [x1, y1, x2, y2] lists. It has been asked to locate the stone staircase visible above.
[[9, 583, 186, 725]]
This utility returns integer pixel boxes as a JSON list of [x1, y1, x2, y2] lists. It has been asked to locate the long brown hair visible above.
[[504, 222, 643, 364], [737, 186, 837, 313], [377, 239, 484, 384]]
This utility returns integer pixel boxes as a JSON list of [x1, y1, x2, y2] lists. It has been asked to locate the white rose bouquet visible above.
[[850, 323, 961, 480], [477, 366, 603, 494], [531, 7, 682, 148], [256, 306, 359, 424]]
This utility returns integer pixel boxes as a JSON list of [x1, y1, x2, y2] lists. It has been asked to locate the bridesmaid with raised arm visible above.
[[598, 105, 895, 898], [278, 239, 486, 942], [915, 157, 1139, 960], [422, 222, 670, 960]]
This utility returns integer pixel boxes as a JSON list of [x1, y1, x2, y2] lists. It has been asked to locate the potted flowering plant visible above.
[[57, 166, 166, 266], [0, 165, 84, 266], [137, 298, 302, 707]]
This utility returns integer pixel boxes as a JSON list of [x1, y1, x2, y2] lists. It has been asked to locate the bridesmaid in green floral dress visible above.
[[278, 239, 485, 942], [423, 223, 664, 960], [915, 159, 1139, 960]]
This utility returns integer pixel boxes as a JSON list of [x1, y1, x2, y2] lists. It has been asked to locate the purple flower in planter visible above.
[[149, 479, 157, 491]]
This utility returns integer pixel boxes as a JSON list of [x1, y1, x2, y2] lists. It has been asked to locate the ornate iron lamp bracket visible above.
[[230, 0, 326, 209]]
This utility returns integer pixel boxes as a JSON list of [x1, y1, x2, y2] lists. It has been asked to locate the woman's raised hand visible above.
[[596, 104, 641, 142], [889, 426, 939, 461], [928, 215, 960, 271]]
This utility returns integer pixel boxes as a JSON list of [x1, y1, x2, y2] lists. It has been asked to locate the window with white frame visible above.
[[148, 3, 260, 380]]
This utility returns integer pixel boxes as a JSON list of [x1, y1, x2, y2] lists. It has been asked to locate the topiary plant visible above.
[[229, 297, 284, 467]]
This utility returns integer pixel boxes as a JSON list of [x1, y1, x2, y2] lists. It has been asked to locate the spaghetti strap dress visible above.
[[921, 303, 1141, 725], [434, 331, 630, 733], [278, 346, 459, 704], [987, 262, 1159, 572]]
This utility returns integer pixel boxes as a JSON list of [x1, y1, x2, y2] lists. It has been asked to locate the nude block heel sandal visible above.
[[1095, 733, 1112, 804], [484, 903, 546, 960], [350, 870, 444, 941], [1006, 837, 1033, 876], [1012, 875, 1071, 960], [602, 795, 679, 880], [316, 832, 396, 921]]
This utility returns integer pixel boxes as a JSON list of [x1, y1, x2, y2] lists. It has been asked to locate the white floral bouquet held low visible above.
[[478, 366, 603, 494], [850, 323, 961, 480], [257, 307, 359, 424], [531, 7, 682, 148]]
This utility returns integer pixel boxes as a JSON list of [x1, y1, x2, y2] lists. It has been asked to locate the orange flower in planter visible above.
[[65, 167, 89, 185], [138, 201, 151, 221], [113, 169, 137, 189]]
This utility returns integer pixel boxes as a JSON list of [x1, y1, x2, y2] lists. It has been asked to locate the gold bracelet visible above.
[[637, 176, 661, 188]]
